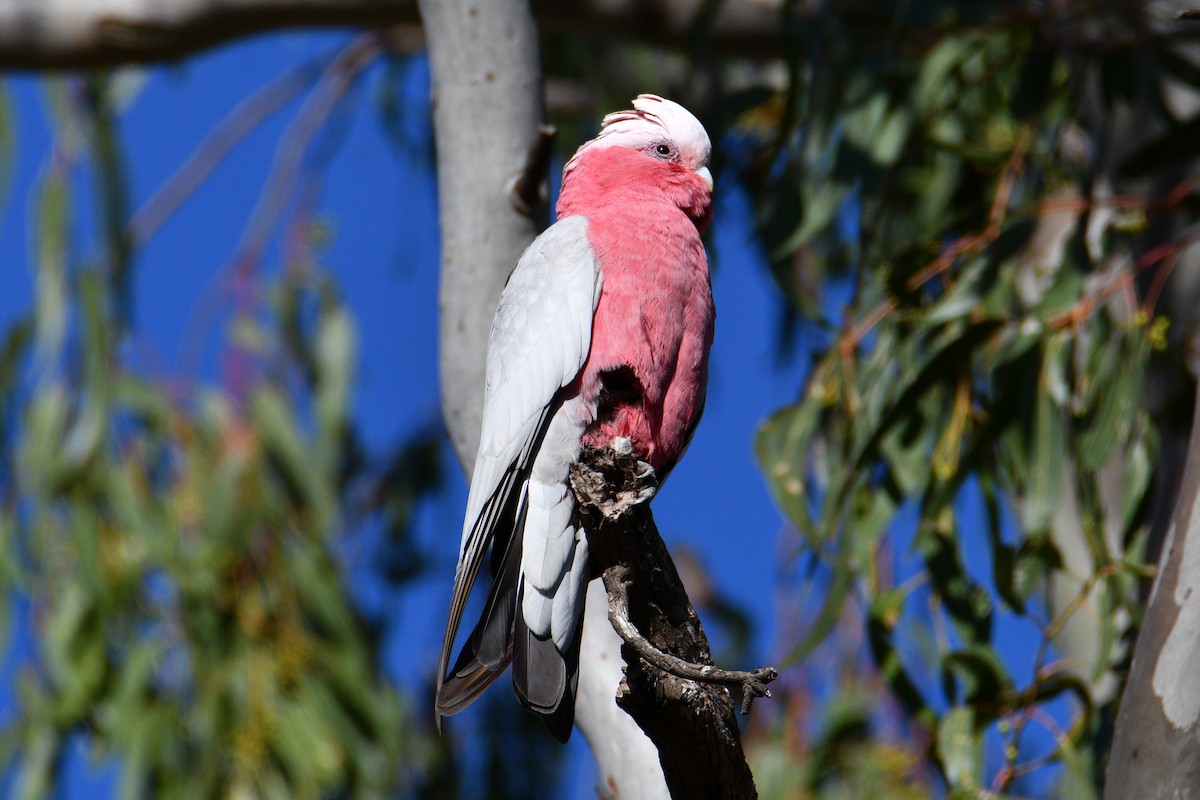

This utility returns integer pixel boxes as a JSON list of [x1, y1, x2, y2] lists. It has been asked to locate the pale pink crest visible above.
[[564, 94, 712, 177]]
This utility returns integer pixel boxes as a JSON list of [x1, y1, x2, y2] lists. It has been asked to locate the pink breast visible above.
[[575, 211, 714, 473]]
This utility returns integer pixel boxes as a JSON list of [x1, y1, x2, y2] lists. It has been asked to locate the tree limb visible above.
[[604, 565, 777, 715], [5, 0, 1199, 70], [572, 445, 772, 800], [0, 0, 421, 69], [417, 2, 678, 796], [0, 0, 789, 69]]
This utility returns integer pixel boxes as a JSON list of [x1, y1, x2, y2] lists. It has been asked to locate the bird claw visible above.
[[583, 443, 659, 517], [605, 482, 657, 518], [633, 461, 657, 504]]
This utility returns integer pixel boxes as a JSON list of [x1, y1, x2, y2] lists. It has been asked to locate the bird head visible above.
[[561, 95, 714, 226]]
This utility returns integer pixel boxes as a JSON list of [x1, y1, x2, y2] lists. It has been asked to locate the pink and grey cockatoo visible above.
[[436, 94, 715, 741]]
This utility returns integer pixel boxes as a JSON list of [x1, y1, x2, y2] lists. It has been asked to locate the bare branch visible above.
[[126, 55, 322, 248], [0, 0, 420, 69], [6, 0, 1200, 71], [222, 33, 380, 271], [128, 29, 420, 248], [0, 0, 788, 70], [416, 2, 678, 794], [604, 564, 778, 715]]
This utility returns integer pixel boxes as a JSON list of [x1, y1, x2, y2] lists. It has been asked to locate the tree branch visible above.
[[0, 0, 421, 69], [572, 445, 772, 800], [126, 47, 326, 247], [5, 0, 1199, 71], [0, 0, 788, 70], [604, 565, 777, 715], [417, 2, 681, 795]]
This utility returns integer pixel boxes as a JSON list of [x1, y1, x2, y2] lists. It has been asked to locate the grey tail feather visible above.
[[435, 649, 511, 717], [511, 587, 583, 743], [436, 496, 528, 718]]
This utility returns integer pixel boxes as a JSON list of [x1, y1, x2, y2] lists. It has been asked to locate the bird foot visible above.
[[569, 443, 659, 519], [604, 474, 656, 519], [632, 461, 657, 504], [607, 441, 657, 511]]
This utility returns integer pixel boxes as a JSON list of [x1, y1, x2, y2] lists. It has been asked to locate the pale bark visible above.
[[1101, 39, 1200, 795], [6, 0, 1200, 71], [576, 578, 672, 800], [1104, 384, 1200, 798], [0, 0, 421, 68]]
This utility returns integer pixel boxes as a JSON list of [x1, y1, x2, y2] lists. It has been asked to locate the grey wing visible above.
[[435, 216, 600, 727]]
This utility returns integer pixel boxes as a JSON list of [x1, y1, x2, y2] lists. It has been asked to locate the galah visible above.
[[436, 94, 715, 742]]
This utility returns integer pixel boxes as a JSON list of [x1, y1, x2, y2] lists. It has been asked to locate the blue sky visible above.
[[0, 31, 811, 796]]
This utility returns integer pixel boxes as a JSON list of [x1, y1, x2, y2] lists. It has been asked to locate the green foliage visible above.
[[0, 76, 449, 800], [2, 267, 415, 797], [748, 679, 931, 800], [741, 1, 1194, 795]]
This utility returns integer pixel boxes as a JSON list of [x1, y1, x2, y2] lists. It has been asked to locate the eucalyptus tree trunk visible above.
[[1105, 380, 1200, 798], [416, 0, 544, 467], [1101, 46, 1200, 795], [415, 2, 672, 795]]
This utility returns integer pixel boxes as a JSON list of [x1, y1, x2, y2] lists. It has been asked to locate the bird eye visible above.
[[654, 143, 673, 157]]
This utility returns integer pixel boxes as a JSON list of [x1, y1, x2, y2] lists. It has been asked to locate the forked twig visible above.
[[603, 564, 778, 714]]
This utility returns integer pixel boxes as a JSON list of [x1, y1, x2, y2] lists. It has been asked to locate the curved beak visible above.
[[696, 166, 714, 193]]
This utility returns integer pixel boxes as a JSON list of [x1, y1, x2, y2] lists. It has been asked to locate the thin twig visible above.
[[1142, 244, 1184, 315], [905, 125, 1033, 292], [1032, 176, 1198, 217], [603, 564, 778, 714], [223, 34, 381, 395], [840, 126, 1034, 355], [127, 54, 328, 247], [175, 33, 381, 382], [1043, 229, 1200, 332], [235, 32, 382, 265]]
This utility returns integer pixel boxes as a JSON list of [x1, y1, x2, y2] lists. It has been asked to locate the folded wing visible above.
[[436, 216, 601, 740]]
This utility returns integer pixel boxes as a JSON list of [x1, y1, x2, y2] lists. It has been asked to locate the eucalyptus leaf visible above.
[[1077, 329, 1146, 471], [314, 304, 355, 480], [936, 706, 980, 791]]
